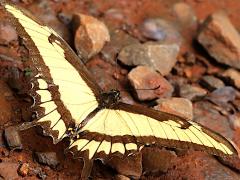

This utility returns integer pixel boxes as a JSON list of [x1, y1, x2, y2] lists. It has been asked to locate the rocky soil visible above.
[[0, 0, 240, 179]]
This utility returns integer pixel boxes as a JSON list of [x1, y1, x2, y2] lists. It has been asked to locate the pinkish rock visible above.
[[173, 2, 197, 27], [128, 66, 173, 101], [229, 113, 240, 130], [197, 12, 240, 69], [162, 152, 240, 180], [115, 174, 130, 180], [154, 97, 193, 120], [118, 43, 179, 76], [107, 152, 142, 179], [73, 13, 110, 62], [142, 147, 177, 175], [0, 23, 18, 44], [223, 69, 240, 89], [0, 162, 19, 179]]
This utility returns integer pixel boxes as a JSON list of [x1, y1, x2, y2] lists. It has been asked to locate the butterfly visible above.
[[1, 1, 239, 179]]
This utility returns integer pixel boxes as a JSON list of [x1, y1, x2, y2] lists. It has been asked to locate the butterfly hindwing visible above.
[[69, 103, 237, 160], [2, 2, 101, 143]]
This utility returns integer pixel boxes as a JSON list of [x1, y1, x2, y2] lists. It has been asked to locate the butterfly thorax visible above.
[[97, 89, 121, 109]]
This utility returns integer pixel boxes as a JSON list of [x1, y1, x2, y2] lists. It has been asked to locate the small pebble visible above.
[[118, 43, 179, 76], [128, 66, 173, 101], [229, 113, 240, 130], [200, 75, 225, 91], [173, 2, 197, 27], [4, 126, 22, 150], [140, 18, 182, 45], [222, 68, 240, 89], [155, 97, 193, 120], [72, 13, 110, 62], [0, 23, 18, 44], [18, 163, 29, 177], [34, 152, 59, 169], [115, 174, 130, 180], [180, 84, 207, 101]]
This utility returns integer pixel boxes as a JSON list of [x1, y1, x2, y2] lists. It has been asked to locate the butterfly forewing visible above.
[[2, 2, 101, 143]]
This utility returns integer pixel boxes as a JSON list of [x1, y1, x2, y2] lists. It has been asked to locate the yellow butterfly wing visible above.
[[69, 103, 237, 160], [2, 2, 101, 143]]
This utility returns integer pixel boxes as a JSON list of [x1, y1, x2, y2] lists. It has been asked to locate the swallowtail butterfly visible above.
[[1, 1, 238, 178]]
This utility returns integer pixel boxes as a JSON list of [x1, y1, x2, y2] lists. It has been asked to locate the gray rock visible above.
[[180, 84, 207, 101], [155, 97, 193, 120], [197, 12, 240, 69], [119, 43, 179, 76], [206, 86, 236, 106], [128, 66, 173, 101], [222, 68, 240, 89], [34, 152, 59, 169], [4, 126, 22, 150], [201, 75, 225, 91], [140, 18, 182, 45], [101, 29, 139, 63], [72, 13, 110, 62]]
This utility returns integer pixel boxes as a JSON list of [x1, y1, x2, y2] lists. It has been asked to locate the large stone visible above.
[[118, 43, 179, 76], [142, 147, 177, 175], [73, 13, 110, 62], [197, 12, 240, 69], [128, 66, 173, 101], [107, 152, 142, 179], [0, 162, 19, 179], [155, 97, 193, 120]]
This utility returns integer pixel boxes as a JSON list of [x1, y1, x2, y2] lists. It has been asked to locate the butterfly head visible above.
[[98, 89, 121, 108]]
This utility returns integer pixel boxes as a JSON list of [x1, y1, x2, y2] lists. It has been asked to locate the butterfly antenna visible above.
[[120, 85, 161, 93]]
